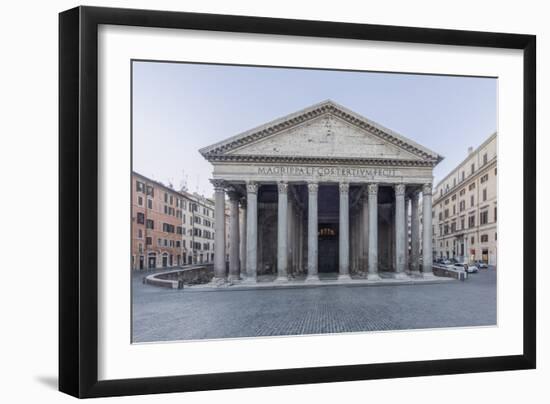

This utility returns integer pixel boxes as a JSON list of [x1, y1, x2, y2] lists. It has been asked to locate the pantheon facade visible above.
[[200, 100, 443, 283]]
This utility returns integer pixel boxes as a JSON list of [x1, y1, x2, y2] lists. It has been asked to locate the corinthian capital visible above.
[[339, 182, 349, 194], [277, 181, 288, 194], [394, 183, 406, 196], [210, 179, 226, 192], [422, 183, 433, 195], [246, 181, 259, 194], [307, 182, 319, 193], [367, 183, 378, 195]]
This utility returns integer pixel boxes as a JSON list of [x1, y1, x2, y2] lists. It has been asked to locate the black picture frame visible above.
[[59, 5, 536, 398]]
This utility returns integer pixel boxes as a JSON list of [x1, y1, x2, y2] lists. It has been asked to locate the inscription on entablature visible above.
[[257, 166, 397, 178]]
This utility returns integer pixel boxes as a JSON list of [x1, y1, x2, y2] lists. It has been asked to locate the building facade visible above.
[[200, 100, 443, 283], [186, 193, 216, 265], [433, 133, 497, 265], [132, 172, 189, 270], [131, 172, 219, 270]]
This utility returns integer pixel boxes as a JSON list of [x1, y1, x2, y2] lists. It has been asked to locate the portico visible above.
[[200, 100, 443, 284]]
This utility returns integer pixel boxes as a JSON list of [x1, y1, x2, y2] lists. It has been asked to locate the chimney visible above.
[[467, 146, 473, 155]]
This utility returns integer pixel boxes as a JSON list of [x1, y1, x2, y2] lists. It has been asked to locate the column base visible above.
[[422, 271, 437, 279], [227, 275, 241, 283], [337, 273, 352, 281], [393, 272, 409, 280], [367, 272, 381, 281], [304, 274, 320, 283], [209, 276, 226, 286], [275, 275, 289, 283], [240, 275, 257, 284], [409, 269, 422, 277]]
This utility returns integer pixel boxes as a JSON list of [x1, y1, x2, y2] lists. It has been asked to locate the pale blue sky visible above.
[[132, 61, 496, 196]]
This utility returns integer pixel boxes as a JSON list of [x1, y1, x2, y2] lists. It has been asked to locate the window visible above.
[[494, 207, 497, 222], [482, 189, 487, 201], [146, 185, 154, 196], [459, 188, 466, 196], [138, 196, 143, 206], [137, 212, 145, 224], [471, 236, 475, 244], [138, 243, 143, 253], [468, 215, 475, 228], [461, 218, 465, 229], [461, 171, 465, 181], [146, 219, 154, 229], [147, 199, 152, 209], [470, 195, 474, 207], [495, 167, 497, 175], [444, 199, 449, 205], [471, 163, 475, 174], [146, 237, 152, 245], [468, 182, 475, 191], [480, 234, 489, 243], [170, 195, 173, 205], [177, 226, 183, 235], [164, 192, 168, 203], [451, 222, 456, 233], [495, 232, 498, 241], [480, 210, 489, 225], [483, 153, 488, 165], [444, 209, 449, 219], [176, 240, 181, 248], [452, 205, 456, 215], [138, 229, 142, 238], [157, 238, 162, 246], [162, 223, 175, 233], [136, 181, 145, 193], [480, 174, 489, 183], [459, 200, 465, 212], [439, 212, 443, 221]]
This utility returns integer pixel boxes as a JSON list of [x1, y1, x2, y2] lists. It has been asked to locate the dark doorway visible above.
[[148, 255, 156, 269], [139, 255, 144, 270], [318, 223, 338, 273]]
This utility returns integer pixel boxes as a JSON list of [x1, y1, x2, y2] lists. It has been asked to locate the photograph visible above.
[[130, 61, 498, 343]]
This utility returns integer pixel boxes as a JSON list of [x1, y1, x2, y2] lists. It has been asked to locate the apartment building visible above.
[[433, 133, 497, 265]]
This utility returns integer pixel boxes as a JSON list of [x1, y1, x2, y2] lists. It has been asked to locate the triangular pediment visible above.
[[200, 100, 443, 166]]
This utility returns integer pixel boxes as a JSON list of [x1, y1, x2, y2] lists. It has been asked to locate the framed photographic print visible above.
[[59, 6, 536, 398]]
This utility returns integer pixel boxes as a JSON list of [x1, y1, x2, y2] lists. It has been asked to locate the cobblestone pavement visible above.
[[132, 268, 497, 343]]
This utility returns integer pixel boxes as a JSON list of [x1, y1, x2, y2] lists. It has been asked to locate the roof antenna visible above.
[[179, 169, 188, 192]]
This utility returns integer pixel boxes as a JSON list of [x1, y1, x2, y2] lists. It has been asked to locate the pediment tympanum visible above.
[[200, 100, 443, 166]]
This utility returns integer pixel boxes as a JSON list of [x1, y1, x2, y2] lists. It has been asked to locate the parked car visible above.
[[450, 262, 479, 273], [474, 260, 488, 269]]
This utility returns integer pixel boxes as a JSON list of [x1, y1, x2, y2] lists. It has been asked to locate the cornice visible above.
[[206, 154, 438, 167]]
